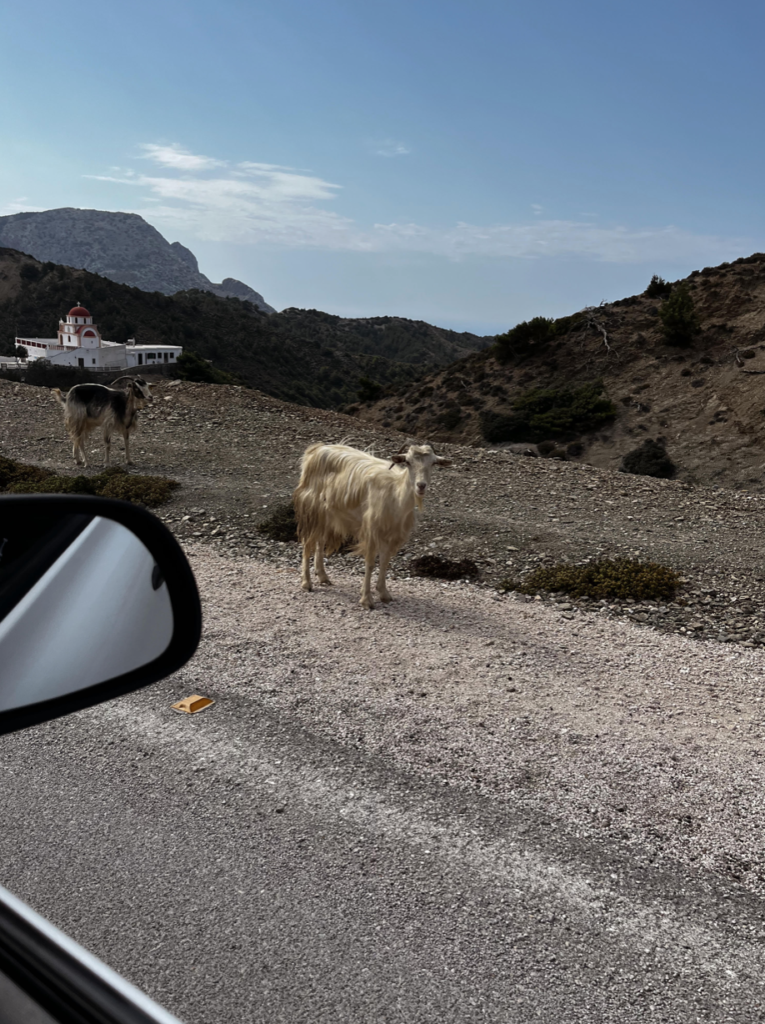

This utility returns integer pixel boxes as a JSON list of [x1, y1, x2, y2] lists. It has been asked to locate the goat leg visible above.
[[314, 544, 332, 586], [301, 540, 315, 592], [360, 551, 376, 610], [376, 547, 394, 603], [124, 430, 133, 466]]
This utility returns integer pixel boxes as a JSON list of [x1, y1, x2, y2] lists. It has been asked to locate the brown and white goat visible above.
[[52, 377, 153, 467], [293, 442, 452, 609]]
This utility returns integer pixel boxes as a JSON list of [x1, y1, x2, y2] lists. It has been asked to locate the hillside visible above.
[[0, 249, 488, 408], [0, 207, 275, 312], [353, 254, 765, 491]]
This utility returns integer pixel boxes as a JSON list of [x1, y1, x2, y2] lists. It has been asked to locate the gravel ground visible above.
[[3, 375, 765, 902], [183, 544, 765, 903]]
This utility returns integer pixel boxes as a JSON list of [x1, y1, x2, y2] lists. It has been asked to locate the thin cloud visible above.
[[89, 143, 751, 264], [0, 198, 44, 214], [370, 138, 411, 157], [371, 219, 751, 263], [139, 143, 226, 171]]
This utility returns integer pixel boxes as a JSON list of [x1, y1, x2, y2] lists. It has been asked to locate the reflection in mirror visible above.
[[0, 513, 174, 711]]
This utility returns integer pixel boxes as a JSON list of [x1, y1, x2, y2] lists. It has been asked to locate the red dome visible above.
[[68, 305, 91, 317]]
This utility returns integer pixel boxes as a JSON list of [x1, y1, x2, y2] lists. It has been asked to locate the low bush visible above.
[[620, 438, 676, 479], [658, 284, 700, 347], [176, 350, 240, 385], [501, 558, 680, 601], [644, 275, 673, 299], [437, 407, 462, 430], [0, 458, 179, 505], [409, 555, 479, 580], [257, 502, 298, 542], [480, 379, 616, 443], [493, 313, 585, 363], [357, 376, 384, 402]]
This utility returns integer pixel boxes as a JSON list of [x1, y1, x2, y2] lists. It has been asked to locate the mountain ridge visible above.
[[0, 208, 275, 312]]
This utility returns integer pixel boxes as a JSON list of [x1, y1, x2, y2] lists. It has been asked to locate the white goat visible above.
[[52, 377, 153, 467], [293, 442, 451, 609]]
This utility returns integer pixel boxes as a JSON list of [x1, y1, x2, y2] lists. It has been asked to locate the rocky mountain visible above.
[[352, 253, 765, 492], [0, 248, 489, 408], [0, 208, 275, 312]]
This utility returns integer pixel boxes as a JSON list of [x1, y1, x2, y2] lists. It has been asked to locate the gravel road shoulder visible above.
[[181, 544, 765, 902]]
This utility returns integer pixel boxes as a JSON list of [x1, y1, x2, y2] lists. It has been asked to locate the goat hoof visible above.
[[301, 581, 313, 592], [360, 598, 375, 610], [378, 593, 393, 604], [318, 577, 332, 586]]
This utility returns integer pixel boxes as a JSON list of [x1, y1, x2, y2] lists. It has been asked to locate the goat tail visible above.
[[62, 401, 93, 442]]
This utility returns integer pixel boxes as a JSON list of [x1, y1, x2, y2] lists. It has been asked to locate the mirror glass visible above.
[[0, 510, 174, 711]]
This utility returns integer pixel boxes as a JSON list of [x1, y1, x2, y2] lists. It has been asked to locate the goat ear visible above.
[[389, 453, 409, 465], [435, 457, 453, 467]]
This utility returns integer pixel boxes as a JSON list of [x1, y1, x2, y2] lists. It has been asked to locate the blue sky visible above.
[[1, 0, 762, 334]]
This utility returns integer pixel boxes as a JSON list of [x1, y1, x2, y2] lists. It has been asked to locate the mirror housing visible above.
[[0, 495, 202, 736]]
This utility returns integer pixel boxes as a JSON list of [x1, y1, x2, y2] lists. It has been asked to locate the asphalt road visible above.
[[1, 661, 764, 1024]]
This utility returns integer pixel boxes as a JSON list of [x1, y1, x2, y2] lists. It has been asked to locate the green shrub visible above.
[[95, 470, 180, 505], [257, 502, 298, 542], [493, 316, 554, 362], [0, 456, 51, 490], [357, 376, 384, 402], [493, 313, 586, 362], [437, 407, 462, 430], [621, 439, 676, 479], [480, 379, 616, 443], [409, 555, 479, 580], [176, 350, 239, 384], [501, 558, 680, 601], [645, 274, 673, 299], [19, 262, 40, 283], [658, 284, 700, 347], [0, 457, 179, 506]]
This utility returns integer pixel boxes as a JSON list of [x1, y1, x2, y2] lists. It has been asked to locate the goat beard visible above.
[[415, 494, 424, 512]]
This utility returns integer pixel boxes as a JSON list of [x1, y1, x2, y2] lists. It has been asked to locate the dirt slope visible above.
[[5, 373, 765, 649], [352, 254, 765, 490]]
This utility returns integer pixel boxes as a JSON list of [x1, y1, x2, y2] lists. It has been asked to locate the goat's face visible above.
[[390, 444, 452, 504], [131, 378, 154, 408]]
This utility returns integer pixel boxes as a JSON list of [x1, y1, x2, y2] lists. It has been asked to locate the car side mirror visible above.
[[0, 495, 202, 736]]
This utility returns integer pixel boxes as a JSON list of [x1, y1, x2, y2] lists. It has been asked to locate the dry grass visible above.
[[0, 456, 179, 506], [501, 558, 680, 602]]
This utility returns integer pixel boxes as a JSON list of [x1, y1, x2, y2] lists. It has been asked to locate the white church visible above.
[[16, 305, 182, 371]]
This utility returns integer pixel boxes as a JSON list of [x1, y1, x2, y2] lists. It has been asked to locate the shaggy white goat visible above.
[[293, 442, 451, 609]]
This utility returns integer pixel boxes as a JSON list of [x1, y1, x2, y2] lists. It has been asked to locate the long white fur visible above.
[[293, 442, 451, 609]]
